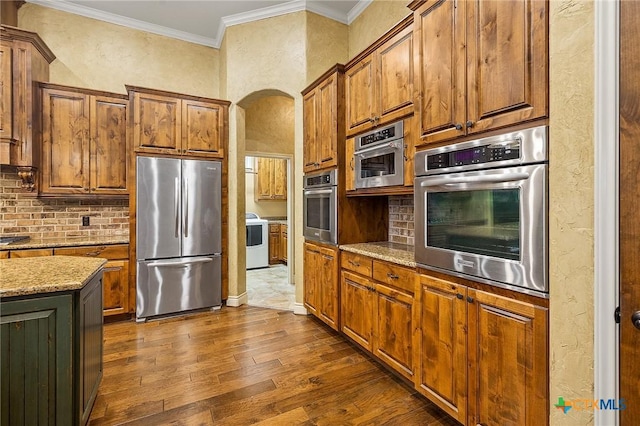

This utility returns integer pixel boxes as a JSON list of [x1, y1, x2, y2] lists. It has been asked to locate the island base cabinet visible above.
[[0, 272, 104, 426]]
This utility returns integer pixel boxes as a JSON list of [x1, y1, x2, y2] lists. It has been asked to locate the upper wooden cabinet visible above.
[[302, 65, 344, 173], [0, 25, 55, 191], [127, 85, 230, 159], [255, 157, 287, 201], [39, 83, 128, 197], [345, 16, 414, 137], [410, 0, 548, 146]]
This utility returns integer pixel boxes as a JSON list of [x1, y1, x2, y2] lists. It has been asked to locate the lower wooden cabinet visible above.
[[0, 271, 103, 425], [341, 252, 416, 381], [415, 273, 549, 426], [303, 241, 339, 330], [280, 224, 287, 263], [268, 224, 280, 265], [9, 248, 54, 258]]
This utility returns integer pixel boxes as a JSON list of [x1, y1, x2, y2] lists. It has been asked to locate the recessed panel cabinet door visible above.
[[303, 90, 318, 172], [272, 158, 287, 200], [466, 0, 548, 133], [90, 95, 128, 195], [132, 92, 181, 154], [377, 25, 414, 123], [317, 74, 338, 170], [345, 55, 375, 135], [0, 42, 12, 147], [182, 99, 224, 158], [41, 88, 90, 194], [341, 270, 374, 350], [303, 243, 320, 316], [318, 245, 339, 330], [467, 289, 548, 426], [102, 260, 129, 316]]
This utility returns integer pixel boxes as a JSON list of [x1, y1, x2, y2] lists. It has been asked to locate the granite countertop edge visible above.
[[339, 242, 416, 268], [1, 236, 129, 251], [0, 257, 107, 298]]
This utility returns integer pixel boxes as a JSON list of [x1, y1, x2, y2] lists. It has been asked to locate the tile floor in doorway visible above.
[[246, 264, 295, 311]]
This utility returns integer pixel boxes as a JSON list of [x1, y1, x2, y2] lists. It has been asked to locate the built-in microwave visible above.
[[414, 126, 549, 296], [303, 169, 337, 245], [354, 121, 404, 189]]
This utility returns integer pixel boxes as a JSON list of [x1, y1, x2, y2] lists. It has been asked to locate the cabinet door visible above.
[[0, 294, 74, 425], [303, 242, 320, 316], [466, 0, 548, 134], [281, 227, 287, 263], [345, 137, 356, 192], [102, 260, 129, 316], [317, 75, 339, 170], [255, 157, 272, 200], [318, 245, 339, 330], [131, 91, 181, 154], [415, 274, 468, 424], [413, 0, 466, 145], [269, 225, 280, 265], [303, 90, 318, 172], [345, 55, 375, 136], [467, 289, 548, 426], [373, 283, 415, 381], [182, 99, 224, 158], [341, 270, 374, 350], [40, 88, 90, 194], [377, 25, 414, 126], [90, 95, 128, 195], [272, 158, 287, 200], [0, 42, 12, 147]]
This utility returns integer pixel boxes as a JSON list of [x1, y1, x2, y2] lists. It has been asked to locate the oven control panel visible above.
[[427, 143, 521, 170]]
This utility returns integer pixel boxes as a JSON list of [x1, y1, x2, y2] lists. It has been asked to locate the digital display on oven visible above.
[[427, 143, 521, 169], [359, 127, 396, 147]]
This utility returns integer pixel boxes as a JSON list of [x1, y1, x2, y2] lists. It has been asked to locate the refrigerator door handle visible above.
[[184, 177, 189, 238], [174, 177, 179, 238], [147, 258, 213, 268]]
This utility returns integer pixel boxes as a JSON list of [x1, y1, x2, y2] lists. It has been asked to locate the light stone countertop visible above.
[[0, 256, 107, 297], [340, 241, 416, 268], [0, 235, 129, 251]]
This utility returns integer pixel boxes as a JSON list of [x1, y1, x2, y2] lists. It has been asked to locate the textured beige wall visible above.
[[548, 1, 595, 425], [18, 3, 220, 97], [348, 0, 412, 59], [306, 12, 349, 85], [245, 96, 295, 155]]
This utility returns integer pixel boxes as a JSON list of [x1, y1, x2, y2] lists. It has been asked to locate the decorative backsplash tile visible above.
[[1, 170, 129, 239], [388, 195, 414, 246]]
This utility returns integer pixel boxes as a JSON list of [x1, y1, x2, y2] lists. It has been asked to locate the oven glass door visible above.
[[303, 187, 337, 244], [355, 141, 404, 189], [415, 163, 547, 294]]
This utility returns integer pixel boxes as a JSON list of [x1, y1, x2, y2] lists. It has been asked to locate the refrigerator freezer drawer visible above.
[[136, 256, 221, 320]]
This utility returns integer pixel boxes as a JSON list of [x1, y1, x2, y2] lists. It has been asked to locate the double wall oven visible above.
[[415, 126, 548, 296], [303, 169, 337, 245]]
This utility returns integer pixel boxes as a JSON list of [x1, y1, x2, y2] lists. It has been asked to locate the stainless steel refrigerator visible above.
[[136, 156, 222, 320]]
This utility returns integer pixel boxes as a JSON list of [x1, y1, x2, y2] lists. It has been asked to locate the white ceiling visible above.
[[26, 0, 367, 48]]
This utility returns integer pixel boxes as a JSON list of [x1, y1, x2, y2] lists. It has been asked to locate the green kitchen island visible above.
[[0, 256, 106, 426]]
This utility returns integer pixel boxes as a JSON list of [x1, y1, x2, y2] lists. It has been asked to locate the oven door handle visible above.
[[419, 172, 530, 187], [304, 189, 334, 195], [355, 140, 402, 157]]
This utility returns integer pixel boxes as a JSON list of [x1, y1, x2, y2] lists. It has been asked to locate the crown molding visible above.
[[26, 0, 371, 49], [26, 0, 218, 47]]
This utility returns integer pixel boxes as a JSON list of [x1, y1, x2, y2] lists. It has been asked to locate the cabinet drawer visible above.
[[10, 248, 54, 258], [372, 260, 414, 294], [54, 244, 129, 260], [342, 251, 373, 277]]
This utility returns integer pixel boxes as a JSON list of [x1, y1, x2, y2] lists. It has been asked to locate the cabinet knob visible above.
[[466, 120, 474, 128], [456, 293, 464, 300], [467, 296, 474, 303], [632, 311, 640, 330], [386, 273, 399, 280], [455, 123, 463, 131], [84, 187, 89, 191]]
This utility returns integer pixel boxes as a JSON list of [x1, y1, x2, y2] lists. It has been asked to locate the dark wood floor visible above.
[[89, 306, 457, 425]]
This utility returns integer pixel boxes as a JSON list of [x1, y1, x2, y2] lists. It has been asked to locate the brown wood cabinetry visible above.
[[302, 65, 344, 173], [415, 273, 548, 425], [410, 0, 548, 146], [128, 86, 229, 158], [303, 241, 339, 330], [341, 252, 416, 381], [280, 224, 287, 263], [0, 25, 55, 191], [54, 244, 130, 317], [268, 223, 280, 265], [345, 17, 414, 137], [9, 248, 53, 258], [40, 84, 128, 197], [255, 157, 286, 200], [0, 251, 8, 259]]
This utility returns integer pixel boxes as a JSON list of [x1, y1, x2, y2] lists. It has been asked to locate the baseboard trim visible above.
[[293, 302, 308, 315], [225, 292, 248, 307]]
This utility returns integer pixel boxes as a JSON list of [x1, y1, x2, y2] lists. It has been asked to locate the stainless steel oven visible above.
[[415, 126, 548, 296], [303, 169, 337, 245], [354, 121, 404, 189]]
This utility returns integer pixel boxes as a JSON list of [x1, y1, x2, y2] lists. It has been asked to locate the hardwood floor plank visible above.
[[252, 407, 310, 425]]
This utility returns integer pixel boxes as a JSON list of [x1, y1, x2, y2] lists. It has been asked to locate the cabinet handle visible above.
[[368, 286, 376, 292], [456, 293, 464, 300], [348, 260, 360, 267], [322, 254, 333, 260], [455, 123, 463, 131], [84, 251, 102, 257], [102, 266, 122, 272], [467, 296, 474, 303], [350, 156, 354, 171], [387, 273, 399, 280], [466, 120, 474, 128]]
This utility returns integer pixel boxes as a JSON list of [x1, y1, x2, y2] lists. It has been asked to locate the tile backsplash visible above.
[[1, 170, 129, 239], [388, 195, 414, 246]]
